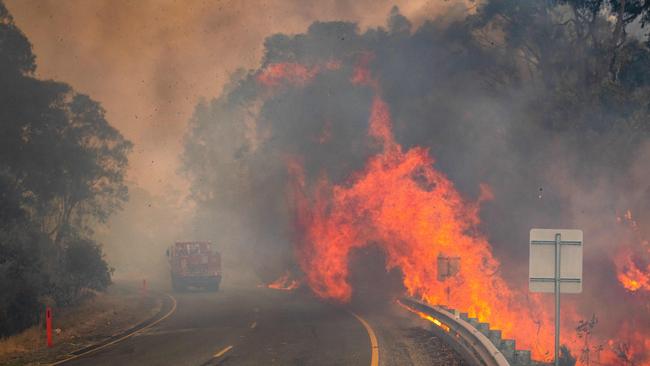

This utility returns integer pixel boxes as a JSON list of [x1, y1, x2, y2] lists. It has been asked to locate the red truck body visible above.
[[168, 241, 221, 291]]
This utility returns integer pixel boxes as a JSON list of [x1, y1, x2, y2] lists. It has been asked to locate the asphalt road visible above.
[[62, 285, 465, 366]]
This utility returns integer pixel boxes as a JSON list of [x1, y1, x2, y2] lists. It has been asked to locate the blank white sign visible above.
[[529, 229, 583, 293]]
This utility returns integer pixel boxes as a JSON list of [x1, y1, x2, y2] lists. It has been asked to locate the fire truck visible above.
[[167, 241, 222, 291]]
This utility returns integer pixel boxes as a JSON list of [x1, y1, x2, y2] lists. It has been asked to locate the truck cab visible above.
[[167, 241, 221, 291]]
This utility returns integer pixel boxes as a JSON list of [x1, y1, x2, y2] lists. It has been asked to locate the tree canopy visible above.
[[0, 0, 131, 336], [182, 1, 650, 361]]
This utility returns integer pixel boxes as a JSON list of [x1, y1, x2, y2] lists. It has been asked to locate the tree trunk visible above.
[[609, 0, 627, 81]]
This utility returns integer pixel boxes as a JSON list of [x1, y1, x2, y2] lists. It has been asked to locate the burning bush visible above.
[[183, 3, 650, 364]]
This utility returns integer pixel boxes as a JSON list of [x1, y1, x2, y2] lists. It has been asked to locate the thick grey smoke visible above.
[[182, 3, 650, 360]]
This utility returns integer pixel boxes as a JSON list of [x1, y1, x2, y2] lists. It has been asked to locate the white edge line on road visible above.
[[49, 293, 178, 366], [349, 311, 379, 366], [250, 321, 257, 329], [213, 345, 233, 358]]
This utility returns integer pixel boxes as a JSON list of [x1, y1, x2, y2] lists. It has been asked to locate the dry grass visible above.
[[0, 283, 161, 365], [0, 327, 42, 356]]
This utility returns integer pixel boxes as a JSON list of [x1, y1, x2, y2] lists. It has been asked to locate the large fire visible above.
[[256, 58, 650, 365], [287, 63, 554, 359]]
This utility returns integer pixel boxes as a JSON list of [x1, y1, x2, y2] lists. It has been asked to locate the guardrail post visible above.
[[514, 349, 532, 365], [488, 329, 502, 346], [500, 339, 515, 361], [477, 322, 490, 336], [468, 317, 479, 327], [400, 298, 511, 366]]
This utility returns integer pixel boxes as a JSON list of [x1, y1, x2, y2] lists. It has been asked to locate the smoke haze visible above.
[[5, 0, 649, 363], [4, 0, 469, 193], [179, 4, 650, 363]]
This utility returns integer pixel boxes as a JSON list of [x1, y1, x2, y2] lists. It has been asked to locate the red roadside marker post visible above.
[[46, 307, 52, 348]]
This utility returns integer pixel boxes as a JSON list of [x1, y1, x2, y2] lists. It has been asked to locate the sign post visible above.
[[554, 233, 560, 366], [437, 254, 460, 305], [529, 229, 583, 366]]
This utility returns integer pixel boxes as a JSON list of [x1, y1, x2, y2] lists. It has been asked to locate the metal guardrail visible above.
[[400, 297, 511, 366]]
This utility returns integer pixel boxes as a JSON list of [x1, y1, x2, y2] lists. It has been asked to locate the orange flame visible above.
[[257, 59, 649, 365], [257, 63, 319, 87], [287, 59, 554, 359], [267, 271, 300, 291], [616, 250, 650, 292], [256, 60, 341, 88], [615, 210, 650, 293], [602, 323, 650, 365], [396, 300, 450, 332]]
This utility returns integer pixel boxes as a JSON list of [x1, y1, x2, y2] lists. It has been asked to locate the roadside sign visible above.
[[437, 254, 460, 305], [529, 229, 583, 293], [529, 228, 583, 366], [437, 254, 460, 281]]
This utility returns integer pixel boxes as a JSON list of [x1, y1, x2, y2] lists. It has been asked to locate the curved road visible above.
[[61, 285, 464, 366]]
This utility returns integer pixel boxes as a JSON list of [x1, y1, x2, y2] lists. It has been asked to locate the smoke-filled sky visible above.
[[5, 0, 471, 195], [4, 1, 649, 361]]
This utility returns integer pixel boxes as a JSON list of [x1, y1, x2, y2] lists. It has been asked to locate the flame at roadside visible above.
[[615, 210, 650, 293], [396, 300, 450, 332], [616, 250, 650, 292], [274, 58, 553, 359], [255, 59, 649, 365], [267, 271, 300, 291]]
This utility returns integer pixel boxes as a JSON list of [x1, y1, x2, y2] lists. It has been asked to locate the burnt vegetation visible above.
[[183, 1, 650, 277], [0, 2, 131, 336], [0, 0, 648, 360], [182, 0, 650, 362]]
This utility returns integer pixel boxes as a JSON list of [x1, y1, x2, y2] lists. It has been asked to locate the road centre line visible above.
[[349, 311, 379, 366]]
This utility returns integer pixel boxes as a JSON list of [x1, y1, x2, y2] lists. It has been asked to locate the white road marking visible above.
[[213, 345, 233, 358], [49, 293, 178, 366]]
